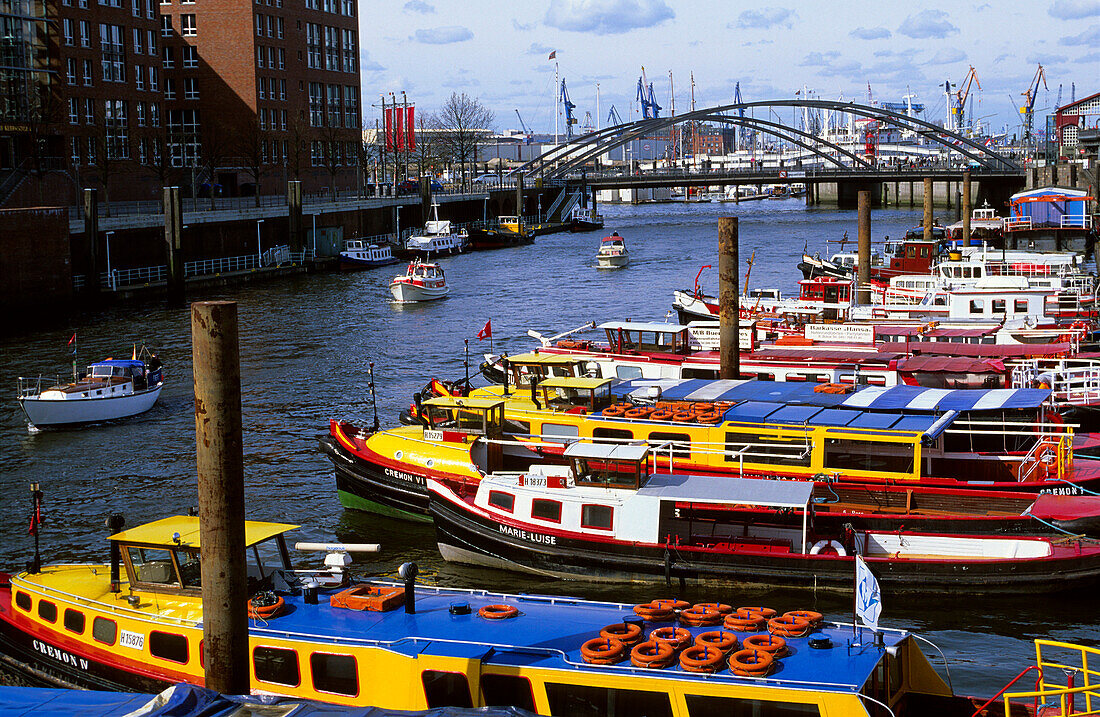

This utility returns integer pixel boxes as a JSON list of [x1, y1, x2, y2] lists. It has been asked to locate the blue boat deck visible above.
[[252, 582, 897, 693]]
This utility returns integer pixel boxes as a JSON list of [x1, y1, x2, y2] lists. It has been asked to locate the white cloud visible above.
[[1060, 23, 1100, 43], [544, 0, 674, 35], [402, 0, 434, 13], [412, 26, 473, 44], [736, 8, 795, 29], [927, 47, 966, 64], [898, 10, 959, 38], [850, 26, 891, 40], [1048, 0, 1100, 19], [526, 42, 554, 56]]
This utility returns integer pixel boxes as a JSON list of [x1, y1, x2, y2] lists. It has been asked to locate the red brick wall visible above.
[[0, 208, 72, 313]]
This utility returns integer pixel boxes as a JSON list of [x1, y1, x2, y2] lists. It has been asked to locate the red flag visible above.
[[548, 51, 556, 60], [68, 333, 76, 345], [477, 320, 492, 340], [383, 107, 394, 150], [28, 499, 42, 535], [394, 106, 405, 151], [406, 106, 416, 151]]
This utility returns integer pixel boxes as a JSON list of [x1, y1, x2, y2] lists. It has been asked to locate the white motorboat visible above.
[[17, 357, 165, 430], [595, 233, 629, 269], [389, 259, 449, 302], [338, 239, 399, 269], [404, 203, 467, 257]]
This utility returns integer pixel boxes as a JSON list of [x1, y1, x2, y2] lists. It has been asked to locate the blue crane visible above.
[[607, 105, 625, 126], [733, 82, 748, 150], [513, 109, 532, 144], [560, 79, 577, 139], [1020, 64, 1047, 142], [636, 68, 661, 119]]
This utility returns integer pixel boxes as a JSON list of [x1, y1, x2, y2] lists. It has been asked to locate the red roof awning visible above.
[[749, 348, 902, 364], [880, 341, 1073, 358], [897, 355, 1005, 373]]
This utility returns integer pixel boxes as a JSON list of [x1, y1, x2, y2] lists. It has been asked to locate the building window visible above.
[[148, 65, 158, 91], [323, 0, 334, 12], [163, 45, 174, 68], [259, 107, 267, 130], [99, 24, 126, 82], [258, 76, 266, 99], [181, 14, 196, 36], [71, 137, 81, 165], [182, 45, 197, 67], [276, 16, 283, 38], [135, 65, 144, 89], [308, 82, 323, 126], [255, 13, 263, 35], [131, 0, 139, 16], [161, 15, 172, 36], [256, 45, 264, 68], [267, 46, 275, 68], [310, 653, 357, 696], [183, 77, 198, 99], [341, 0, 353, 15], [343, 85, 357, 128], [327, 83, 340, 126], [305, 0, 317, 9], [133, 27, 143, 53], [82, 59, 93, 86], [63, 18, 74, 45], [66, 58, 77, 84], [79, 20, 90, 47], [136, 101, 146, 126], [279, 79, 286, 101], [165, 77, 175, 100], [324, 26, 338, 70], [278, 47, 284, 69], [279, 108, 286, 129], [69, 98, 79, 124], [306, 23, 321, 69], [311, 140, 322, 165], [147, 30, 156, 54], [342, 29, 355, 73], [266, 15, 274, 36], [138, 138, 147, 163], [84, 97, 95, 123], [150, 102, 159, 126], [105, 99, 129, 159], [87, 136, 96, 163]]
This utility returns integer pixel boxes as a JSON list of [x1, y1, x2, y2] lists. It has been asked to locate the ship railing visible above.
[[1061, 215, 1092, 229], [1005, 217, 1033, 231], [11, 572, 199, 627], [1017, 434, 1071, 483], [184, 254, 260, 277], [17, 375, 68, 398], [1011, 359, 1100, 408], [1001, 639, 1100, 717]]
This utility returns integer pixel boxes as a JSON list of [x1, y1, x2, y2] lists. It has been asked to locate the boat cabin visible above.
[[599, 321, 693, 355], [884, 237, 943, 275], [501, 352, 589, 387], [110, 516, 294, 596], [945, 277, 1049, 320], [530, 376, 616, 414], [419, 396, 505, 440], [797, 277, 852, 320], [497, 216, 524, 234]]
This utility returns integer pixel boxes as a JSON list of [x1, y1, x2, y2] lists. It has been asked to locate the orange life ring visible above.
[[729, 648, 774, 676], [695, 630, 738, 653], [602, 405, 626, 417], [784, 610, 823, 627], [743, 633, 787, 657], [723, 614, 764, 632], [736, 606, 777, 620], [691, 402, 714, 413], [768, 615, 811, 637], [479, 604, 519, 620], [649, 409, 674, 421], [633, 601, 675, 621], [679, 644, 726, 673], [624, 406, 653, 419], [694, 411, 723, 423], [580, 636, 625, 664], [600, 622, 643, 646], [248, 594, 285, 619], [694, 602, 733, 615], [679, 606, 723, 627], [652, 598, 691, 612], [649, 626, 692, 651], [672, 411, 697, 422], [630, 639, 675, 668]]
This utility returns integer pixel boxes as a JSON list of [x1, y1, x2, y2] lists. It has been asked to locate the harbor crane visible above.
[[1020, 64, 1047, 142], [581, 111, 594, 134], [607, 105, 625, 126], [514, 109, 532, 144], [560, 79, 577, 139], [637, 67, 661, 119], [733, 82, 749, 150], [948, 66, 981, 135]]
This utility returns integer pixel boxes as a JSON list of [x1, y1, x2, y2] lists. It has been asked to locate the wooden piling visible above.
[[962, 170, 972, 246], [420, 176, 432, 219], [163, 187, 185, 305], [83, 189, 99, 295], [718, 217, 739, 380], [287, 181, 303, 253], [192, 301, 249, 695], [857, 190, 871, 305], [923, 178, 934, 242]]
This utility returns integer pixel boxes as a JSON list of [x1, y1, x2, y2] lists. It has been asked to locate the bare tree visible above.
[[19, 81, 64, 206], [357, 135, 381, 196], [81, 103, 130, 217], [316, 122, 342, 200], [200, 122, 232, 210], [429, 92, 494, 191], [410, 113, 443, 180], [285, 114, 309, 181], [143, 121, 178, 192], [235, 116, 267, 207]]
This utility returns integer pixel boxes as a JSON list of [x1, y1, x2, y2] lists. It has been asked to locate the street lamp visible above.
[[256, 219, 264, 266], [104, 230, 115, 291]]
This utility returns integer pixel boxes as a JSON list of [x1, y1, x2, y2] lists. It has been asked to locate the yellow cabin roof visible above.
[[504, 352, 584, 365], [422, 396, 505, 410], [539, 376, 613, 390], [109, 516, 297, 549]]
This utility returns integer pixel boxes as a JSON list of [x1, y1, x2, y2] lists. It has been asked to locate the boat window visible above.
[[488, 491, 515, 512], [127, 547, 179, 586], [969, 299, 984, 315], [422, 670, 473, 708], [593, 427, 633, 441], [311, 653, 358, 696], [1015, 299, 1028, 313], [992, 299, 1006, 314], [481, 674, 536, 712], [615, 365, 643, 380], [727, 433, 812, 467], [92, 617, 117, 645], [541, 423, 579, 440], [648, 431, 690, 458], [581, 504, 614, 530], [824, 439, 914, 475], [504, 418, 531, 436], [37, 600, 57, 623], [254, 646, 300, 686], [150, 631, 188, 663], [545, 682, 672, 717], [756, 373, 775, 381], [531, 498, 562, 523], [14, 591, 30, 612], [682, 367, 720, 379], [177, 549, 202, 587], [63, 608, 85, 634], [685, 694, 820, 716]]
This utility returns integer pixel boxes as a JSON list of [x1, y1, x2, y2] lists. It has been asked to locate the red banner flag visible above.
[[68, 333, 76, 345], [28, 497, 42, 535], [394, 105, 405, 151], [406, 106, 416, 151], [383, 107, 394, 150], [477, 320, 492, 340]]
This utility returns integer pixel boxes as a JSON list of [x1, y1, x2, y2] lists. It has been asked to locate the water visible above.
[[1, 197, 1096, 697]]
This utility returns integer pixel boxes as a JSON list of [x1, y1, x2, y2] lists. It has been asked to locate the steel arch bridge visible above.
[[514, 99, 1019, 179]]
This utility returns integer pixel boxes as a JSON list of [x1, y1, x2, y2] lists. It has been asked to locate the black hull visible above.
[[0, 613, 172, 693], [570, 221, 604, 233], [430, 497, 1100, 594], [320, 436, 431, 518]]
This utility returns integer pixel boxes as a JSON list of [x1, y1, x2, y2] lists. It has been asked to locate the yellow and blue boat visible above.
[[3, 514, 1090, 715]]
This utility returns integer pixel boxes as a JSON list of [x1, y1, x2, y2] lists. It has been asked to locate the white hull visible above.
[[597, 254, 629, 269], [18, 384, 164, 427], [389, 282, 449, 302]]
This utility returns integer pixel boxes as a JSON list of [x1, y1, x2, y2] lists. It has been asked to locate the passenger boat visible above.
[[5, 514, 1088, 715], [428, 443, 1100, 591], [403, 203, 467, 257], [596, 233, 629, 269], [389, 260, 449, 303], [569, 205, 605, 232], [17, 357, 165, 430], [798, 236, 944, 282], [338, 239, 399, 270]]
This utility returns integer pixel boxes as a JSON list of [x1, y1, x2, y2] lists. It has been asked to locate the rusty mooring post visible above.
[[962, 170, 972, 246], [164, 187, 185, 305], [923, 177, 934, 242], [192, 301, 249, 695], [515, 174, 524, 217], [718, 217, 739, 380], [858, 190, 871, 305]]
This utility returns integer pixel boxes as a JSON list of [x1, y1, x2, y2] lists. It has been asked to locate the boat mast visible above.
[[554, 60, 559, 145]]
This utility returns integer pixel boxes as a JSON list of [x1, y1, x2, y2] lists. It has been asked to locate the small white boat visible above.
[[389, 259, 449, 302], [338, 239, 399, 269], [404, 203, 467, 257], [17, 357, 165, 430], [596, 233, 629, 269]]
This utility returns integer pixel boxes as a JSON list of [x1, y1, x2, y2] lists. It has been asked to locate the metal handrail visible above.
[[970, 665, 1041, 717]]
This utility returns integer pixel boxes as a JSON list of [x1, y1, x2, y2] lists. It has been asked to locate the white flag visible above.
[[855, 555, 882, 631]]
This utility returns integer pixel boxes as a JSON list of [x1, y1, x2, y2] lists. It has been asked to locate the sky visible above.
[[360, 0, 1100, 138]]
